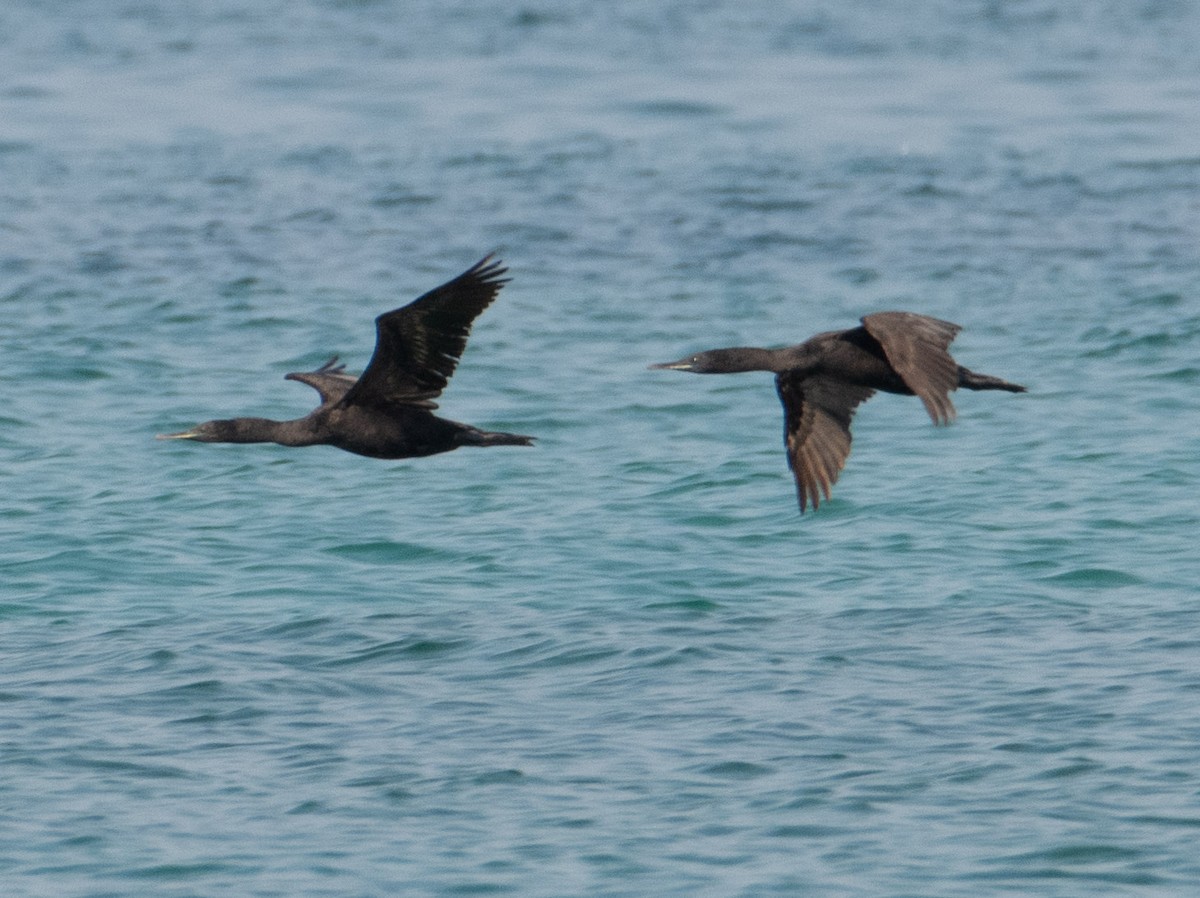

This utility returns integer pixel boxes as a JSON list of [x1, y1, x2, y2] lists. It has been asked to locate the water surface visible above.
[[3, 2, 1200, 895]]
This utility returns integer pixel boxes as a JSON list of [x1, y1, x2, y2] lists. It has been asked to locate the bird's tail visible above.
[[957, 366, 1026, 393], [460, 427, 536, 448]]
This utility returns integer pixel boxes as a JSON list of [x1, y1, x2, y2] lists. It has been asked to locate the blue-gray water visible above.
[[3, 2, 1200, 895]]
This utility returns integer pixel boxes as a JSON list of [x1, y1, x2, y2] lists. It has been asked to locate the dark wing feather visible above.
[[861, 312, 962, 425], [338, 255, 509, 409], [777, 372, 875, 512], [285, 356, 357, 406]]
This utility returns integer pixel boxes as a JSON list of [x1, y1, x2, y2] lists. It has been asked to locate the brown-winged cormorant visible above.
[[651, 311, 1025, 512], [157, 255, 534, 458]]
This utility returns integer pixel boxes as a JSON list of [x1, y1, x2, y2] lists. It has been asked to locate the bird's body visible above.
[[157, 256, 533, 458], [651, 312, 1025, 512]]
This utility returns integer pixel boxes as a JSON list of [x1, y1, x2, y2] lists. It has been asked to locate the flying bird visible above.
[[158, 255, 533, 458], [651, 311, 1024, 511]]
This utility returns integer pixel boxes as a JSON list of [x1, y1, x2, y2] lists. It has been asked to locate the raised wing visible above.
[[861, 312, 961, 425], [338, 255, 509, 409], [285, 357, 357, 406], [777, 372, 875, 512]]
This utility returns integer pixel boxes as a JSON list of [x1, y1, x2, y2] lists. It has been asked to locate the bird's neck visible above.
[[708, 346, 803, 374], [218, 417, 322, 447]]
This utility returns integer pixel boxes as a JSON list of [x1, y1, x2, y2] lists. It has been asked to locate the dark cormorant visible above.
[[651, 311, 1025, 512], [157, 255, 534, 458]]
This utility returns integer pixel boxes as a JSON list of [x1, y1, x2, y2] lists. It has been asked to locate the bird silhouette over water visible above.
[[157, 255, 534, 458], [651, 312, 1025, 512]]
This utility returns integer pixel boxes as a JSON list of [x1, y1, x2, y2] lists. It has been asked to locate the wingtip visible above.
[[471, 252, 510, 285], [285, 356, 345, 381]]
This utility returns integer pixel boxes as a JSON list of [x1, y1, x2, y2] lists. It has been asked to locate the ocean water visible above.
[[3, 1, 1200, 894]]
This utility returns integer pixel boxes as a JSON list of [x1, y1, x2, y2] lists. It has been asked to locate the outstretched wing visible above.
[[777, 372, 875, 513], [285, 357, 357, 406], [861, 312, 961, 425], [338, 255, 509, 409]]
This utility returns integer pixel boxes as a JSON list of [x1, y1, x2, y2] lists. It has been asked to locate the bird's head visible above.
[[156, 419, 242, 442], [649, 348, 767, 374]]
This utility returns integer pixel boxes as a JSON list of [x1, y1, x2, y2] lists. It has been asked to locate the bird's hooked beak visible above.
[[155, 428, 202, 441], [648, 357, 697, 372]]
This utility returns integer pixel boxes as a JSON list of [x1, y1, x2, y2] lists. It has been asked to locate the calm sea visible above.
[[3, 1, 1200, 895]]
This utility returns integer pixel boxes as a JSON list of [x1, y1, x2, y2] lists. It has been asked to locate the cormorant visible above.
[[157, 255, 534, 458], [651, 311, 1025, 511]]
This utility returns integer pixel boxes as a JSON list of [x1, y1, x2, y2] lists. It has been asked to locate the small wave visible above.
[[324, 540, 462, 565], [1040, 568, 1142, 587]]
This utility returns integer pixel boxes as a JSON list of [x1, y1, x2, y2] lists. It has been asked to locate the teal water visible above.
[[4, 2, 1200, 895]]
